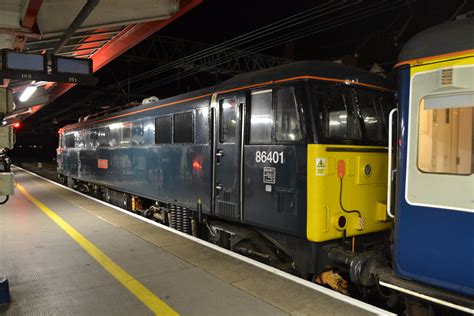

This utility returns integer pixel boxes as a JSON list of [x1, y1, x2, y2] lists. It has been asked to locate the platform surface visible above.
[[0, 167, 390, 315]]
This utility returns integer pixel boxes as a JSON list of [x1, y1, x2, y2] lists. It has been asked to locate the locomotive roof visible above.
[[63, 60, 391, 131], [398, 17, 474, 64], [216, 60, 391, 91]]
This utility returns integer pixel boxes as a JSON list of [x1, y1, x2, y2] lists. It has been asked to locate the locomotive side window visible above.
[[90, 129, 99, 148], [120, 123, 131, 145], [275, 86, 303, 141], [131, 122, 145, 146], [98, 127, 111, 147], [76, 130, 85, 148], [220, 98, 238, 143], [155, 116, 172, 144], [250, 89, 273, 144], [418, 97, 473, 175], [65, 133, 75, 148], [108, 124, 120, 147], [174, 112, 194, 144]]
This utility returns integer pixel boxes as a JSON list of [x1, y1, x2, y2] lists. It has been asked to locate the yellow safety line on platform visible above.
[[16, 183, 178, 316]]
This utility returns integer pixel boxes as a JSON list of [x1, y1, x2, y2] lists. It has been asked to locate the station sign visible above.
[[0, 50, 98, 85]]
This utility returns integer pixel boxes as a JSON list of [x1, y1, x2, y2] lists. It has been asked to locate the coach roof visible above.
[[398, 17, 474, 64]]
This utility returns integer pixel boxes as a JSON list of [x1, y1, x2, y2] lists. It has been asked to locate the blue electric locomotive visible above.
[[58, 60, 395, 296]]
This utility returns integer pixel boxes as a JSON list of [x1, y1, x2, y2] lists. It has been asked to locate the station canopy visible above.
[[0, 0, 201, 124]]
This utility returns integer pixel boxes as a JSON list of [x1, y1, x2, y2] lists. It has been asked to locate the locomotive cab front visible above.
[[304, 81, 394, 243]]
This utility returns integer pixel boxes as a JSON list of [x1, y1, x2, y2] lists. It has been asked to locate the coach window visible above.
[[220, 98, 238, 143], [250, 89, 273, 143], [155, 116, 172, 144], [418, 96, 473, 175], [275, 86, 303, 142], [174, 112, 194, 144]]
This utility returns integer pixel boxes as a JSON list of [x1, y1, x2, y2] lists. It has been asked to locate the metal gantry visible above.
[[121, 35, 292, 76]]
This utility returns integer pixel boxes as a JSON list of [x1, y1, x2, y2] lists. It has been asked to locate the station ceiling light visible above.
[[19, 86, 38, 102]]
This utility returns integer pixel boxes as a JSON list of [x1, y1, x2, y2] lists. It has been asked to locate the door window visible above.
[[220, 98, 238, 143], [275, 86, 303, 141]]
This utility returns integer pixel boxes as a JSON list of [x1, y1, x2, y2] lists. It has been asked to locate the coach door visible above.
[[213, 93, 244, 220]]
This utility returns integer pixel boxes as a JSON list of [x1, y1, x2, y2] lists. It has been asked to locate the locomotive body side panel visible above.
[[60, 96, 213, 213], [243, 143, 307, 237], [241, 83, 308, 237]]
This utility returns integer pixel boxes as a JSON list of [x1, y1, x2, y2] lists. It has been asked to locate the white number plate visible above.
[[255, 151, 284, 164]]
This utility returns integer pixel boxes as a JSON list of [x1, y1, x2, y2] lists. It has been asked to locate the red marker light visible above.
[[13, 122, 20, 128], [192, 160, 202, 171]]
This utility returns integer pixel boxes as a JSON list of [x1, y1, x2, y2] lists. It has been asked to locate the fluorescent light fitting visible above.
[[19, 86, 37, 102]]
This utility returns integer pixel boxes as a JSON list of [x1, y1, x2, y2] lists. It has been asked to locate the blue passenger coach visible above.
[[379, 17, 474, 313]]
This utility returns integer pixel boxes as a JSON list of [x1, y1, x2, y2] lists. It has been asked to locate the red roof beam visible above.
[[22, 0, 44, 29], [14, 0, 44, 51], [50, 0, 203, 98], [89, 0, 203, 72]]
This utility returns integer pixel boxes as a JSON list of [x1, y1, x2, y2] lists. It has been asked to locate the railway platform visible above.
[[0, 167, 393, 315]]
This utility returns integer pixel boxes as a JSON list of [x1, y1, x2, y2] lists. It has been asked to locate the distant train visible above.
[[57, 18, 473, 315]]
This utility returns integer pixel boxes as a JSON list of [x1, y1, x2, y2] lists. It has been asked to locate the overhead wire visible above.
[[133, 0, 407, 94], [135, 1, 406, 92], [133, 1, 394, 93], [117, 0, 349, 85]]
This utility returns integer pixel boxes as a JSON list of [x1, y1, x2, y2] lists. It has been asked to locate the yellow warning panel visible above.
[[307, 144, 392, 242]]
